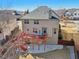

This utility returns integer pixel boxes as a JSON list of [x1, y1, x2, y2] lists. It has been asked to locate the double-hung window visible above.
[[34, 20, 39, 24], [24, 19, 29, 24]]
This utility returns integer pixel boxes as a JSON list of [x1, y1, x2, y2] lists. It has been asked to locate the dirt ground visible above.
[[61, 30, 79, 51]]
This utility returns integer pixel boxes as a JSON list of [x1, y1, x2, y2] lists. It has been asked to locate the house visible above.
[[0, 10, 18, 45], [64, 9, 79, 19], [21, 6, 59, 44]]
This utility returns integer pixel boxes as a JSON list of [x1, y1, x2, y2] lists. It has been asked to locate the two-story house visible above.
[[21, 6, 59, 44]]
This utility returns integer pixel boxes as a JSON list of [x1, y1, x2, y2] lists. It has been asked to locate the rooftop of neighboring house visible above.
[[55, 8, 79, 17], [65, 8, 79, 14], [55, 9, 67, 17], [0, 13, 16, 21], [0, 10, 24, 21], [65, 9, 79, 20], [21, 6, 59, 20], [55, 8, 79, 20]]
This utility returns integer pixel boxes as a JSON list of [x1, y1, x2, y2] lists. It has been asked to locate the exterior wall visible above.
[[22, 19, 59, 44], [9, 19, 18, 31], [65, 10, 79, 19], [17, 21, 23, 31], [0, 33, 4, 40], [0, 18, 18, 40], [3, 19, 18, 37]]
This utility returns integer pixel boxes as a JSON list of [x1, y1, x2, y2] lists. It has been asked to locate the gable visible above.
[[21, 6, 59, 20]]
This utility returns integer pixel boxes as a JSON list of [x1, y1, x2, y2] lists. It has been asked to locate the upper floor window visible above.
[[34, 20, 39, 24], [24, 19, 29, 24]]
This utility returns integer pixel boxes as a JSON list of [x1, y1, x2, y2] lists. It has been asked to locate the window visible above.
[[54, 28, 56, 34], [67, 14, 70, 16], [74, 13, 77, 15], [24, 19, 29, 24], [17, 18, 20, 21], [42, 27, 47, 35], [34, 20, 39, 24], [71, 13, 73, 16], [33, 28, 38, 33], [50, 16, 58, 19], [27, 29, 29, 31]]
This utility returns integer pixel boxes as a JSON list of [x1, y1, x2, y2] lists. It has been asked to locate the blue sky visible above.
[[0, 0, 79, 11]]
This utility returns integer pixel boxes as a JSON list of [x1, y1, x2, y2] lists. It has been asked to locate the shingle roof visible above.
[[0, 10, 14, 14], [0, 13, 16, 21], [0, 10, 22, 21], [21, 6, 59, 20], [65, 8, 79, 14], [55, 9, 66, 17]]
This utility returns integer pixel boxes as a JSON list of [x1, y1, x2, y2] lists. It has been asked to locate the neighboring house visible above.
[[62, 9, 79, 32], [0, 10, 18, 44], [73, 10, 79, 19], [64, 9, 79, 19], [21, 6, 59, 44]]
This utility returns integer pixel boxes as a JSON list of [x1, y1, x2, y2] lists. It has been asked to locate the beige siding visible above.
[[22, 19, 59, 44]]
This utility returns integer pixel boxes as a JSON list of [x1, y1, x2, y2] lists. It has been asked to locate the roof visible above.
[[0, 10, 22, 21], [65, 8, 79, 15], [21, 6, 59, 20], [55, 9, 67, 17], [0, 13, 16, 21], [0, 10, 24, 20], [0, 10, 15, 14]]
